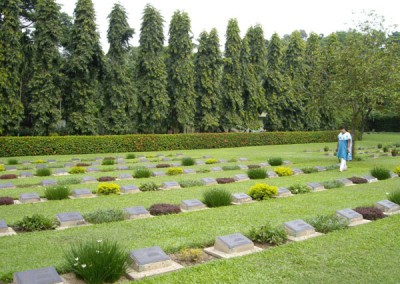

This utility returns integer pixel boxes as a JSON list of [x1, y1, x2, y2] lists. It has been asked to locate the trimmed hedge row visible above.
[[0, 131, 337, 157]]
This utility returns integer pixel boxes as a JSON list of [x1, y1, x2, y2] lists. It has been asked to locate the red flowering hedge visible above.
[[0, 131, 337, 157]]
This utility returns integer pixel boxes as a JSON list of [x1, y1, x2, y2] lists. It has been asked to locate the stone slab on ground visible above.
[[57, 212, 86, 227], [307, 182, 325, 192], [362, 175, 378, 183], [336, 208, 369, 226], [35, 164, 46, 169], [118, 174, 134, 180], [267, 171, 279, 178], [70, 189, 95, 199], [180, 199, 206, 211], [86, 167, 100, 173], [275, 187, 293, 198], [152, 171, 166, 177], [64, 163, 73, 167], [234, 174, 250, 182], [183, 169, 196, 174], [0, 183, 16, 189], [20, 172, 33, 178], [121, 185, 140, 194], [81, 176, 97, 184], [124, 206, 151, 219], [390, 171, 399, 178], [41, 179, 57, 186], [314, 166, 327, 172], [117, 166, 129, 171], [201, 177, 218, 186], [375, 200, 400, 214], [238, 157, 248, 161], [195, 160, 205, 165], [259, 162, 270, 167], [231, 193, 253, 204], [47, 159, 56, 163], [0, 220, 17, 237], [19, 192, 41, 203], [161, 181, 181, 190], [211, 167, 223, 172], [14, 267, 63, 284], [5, 166, 17, 171], [145, 164, 156, 168], [337, 178, 354, 186], [53, 169, 68, 176], [238, 165, 248, 170], [292, 169, 304, 175], [284, 219, 323, 241]]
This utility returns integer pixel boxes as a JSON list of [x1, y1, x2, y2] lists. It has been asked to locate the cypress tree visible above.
[[28, 0, 62, 135], [245, 25, 267, 81], [137, 4, 169, 133], [167, 11, 196, 133], [221, 19, 243, 130], [194, 29, 222, 132], [103, 3, 136, 134], [0, 0, 24, 135]]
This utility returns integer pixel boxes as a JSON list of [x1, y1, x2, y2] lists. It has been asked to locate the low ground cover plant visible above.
[[222, 165, 240, 171], [149, 203, 181, 216], [0, 196, 14, 206], [102, 158, 115, 165], [203, 188, 232, 207], [322, 180, 344, 189], [83, 209, 127, 224], [268, 157, 283, 166], [274, 166, 293, 177], [44, 186, 70, 200], [126, 153, 136, 159], [7, 159, 18, 165], [167, 167, 184, 176], [35, 168, 52, 176], [248, 183, 278, 200], [301, 167, 318, 174], [354, 206, 386, 220], [97, 176, 116, 182], [181, 157, 195, 166], [0, 165, 5, 172], [216, 177, 235, 184], [58, 177, 81, 185], [14, 214, 57, 232], [0, 174, 18, 179], [306, 214, 349, 233], [196, 168, 210, 173], [139, 182, 160, 191], [156, 164, 170, 168], [205, 158, 218, 164], [97, 183, 120, 195], [179, 180, 203, 188], [247, 168, 267, 179], [68, 166, 86, 174], [388, 189, 400, 205], [288, 184, 311, 194], [178, 248, 203, 263], [393, 166, 400, 176], [248, 222, 288, 245], [133, 168, 152, 178], [370, 167, 391, 180], [348, 177, 368, 184]]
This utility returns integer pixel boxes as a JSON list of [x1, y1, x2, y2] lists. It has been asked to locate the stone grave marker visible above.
[[152, 171, 166, 177], [139, 158, 149, 163], [162, 157, 171, 161], [276, 187, 293, 198], [156, 154, 164, 157], [81, 176, 97, 184], [0, 220, 8, 233], [337, 178, 354, 186], [161, 181, 181, 190], [57, 212, 85, 227], [116, 159, 125, 164], [361, 175, 378, 183], [336, 209, 364, 225], [54, 169, 68, 176], [124, 206, 151, 219], [170, 162, 180, 167], [292, 168, 304, 175], [116, 156, 124, 159], [175, 153, 183, 157], [86, 167, 100, 173], [19, 192, 41, 203], [20, 172, 33, 178], [307, 182, 325, 191], [121, 185, 140, 194], [13, 267, 63, 284], [95, 157, 103, 161], [259, 162, 270, 167], [47, 159, 56, 163], [36, 164, 46, 169], [137, 155, 145, 158], [238, 165, 248, 170], [218, 159, 227, 163], [267, 171, 279, 178], [195, 160, 205, 165], [234, 174, 250, 182], [64, 163, 73, 167], [231, 193, 252, 204], [283, 160, 292, 165], [71, 189, 94, 198], [71, 158, 81, 162], [21, 161, 31, 165], [283, 220, 321, 240], [41, 179, 57, 186], [6, 166, 17, 171], [180, 199, 206, 211], [183, 169, 196, 174], [375, 200, 400, 214], [118, 174, 134, 180], [211, 167, 222, 172], [203, 155, 212, 159], [0, 183, 16, 189], [201, 177, 217, 186], [117, 165, 129, 171], [369, 154, 379, 159], [238, 157, 248, 161], [145, 164, 156, 168], [314, 166, 327, 172], [390, 171, 398, 178], [91, 161, 101, 166]]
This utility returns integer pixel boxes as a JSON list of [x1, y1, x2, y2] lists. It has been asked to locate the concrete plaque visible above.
[[336, 209, 363, 223], [267, 171, 279, 178], [170, 162, 180, 167], [118, 174, 133, 180], [283, 160, 292, 165], [86, 167, 100, 173], [47, 159, 56, 163], [144, 164, 156, 168], [0, 183, 16, 189], [195, 160, 205, 165], [214, 233, 254, 254], [201, 177, 217, 186], [35, 164, 46, 169], [54, 169, 68, 176], [57, 212, 85, 227], [211, 167, 222, 172], [292, 168, 304, 175], [20, 172, 33, 178], [81, 176, 97, 183], [183, 169, 196, 174], [390, 171, 399, 178], [71, 158, 80, 162], [13, 267, 63, 284], [203, 155, 212, 159], [375, 200, 400, 213], [161, 181, 181, 190], [277, 187, 293, 197], [218, 159, 227, 163], [72, 189, 93, 198], [21, 161, 31, 165], [162, 158, 171, 161], [362, 175, 378, 183], [152, 171, 166, 177], [91, 162, 101, 166], [234, 174, 250, 182], [307, 182, 325, 191], [64, 163, 73, 167], [19, 192, 40, 203], [180, 199, 206, 211], [337, 178, 354, 186], [117, 165, 129, 171], [124, 206, 150, 219], [0, 220, 8, 233], [130, 246, 171, 272], [284, 220, 315, 237], [238, 158, 248, 161], [41, 179, 57, 186], [121, 185, 140, 194], [232, 193, 252, 204], [139, 158, 149, 162], [238, 165, 248, 170], [259, 162, 270, 167], [6, 166, 17, 171], [116, 159, 125, 164], [314, 166, 327, 172]]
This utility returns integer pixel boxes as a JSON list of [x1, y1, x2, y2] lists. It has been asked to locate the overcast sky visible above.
[[57, 0, 399, 51]]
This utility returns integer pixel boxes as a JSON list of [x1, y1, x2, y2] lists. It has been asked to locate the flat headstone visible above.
[[162, 157, 171, 161], [6, 166, 17, 171], [41, 179, 57, 186], [238, 165, 248, 170], [139, 158, 149, 162], [375, 200, 400, 213], [71, 158, 80, 162], [0, 183, 16, 189], [117, 165, 129, 171], [336, 209, 363, 223], [116, 159, 125, 164], [152, 171, 165, 177], [156, 154, 164, 157], [57, 212, 85, 227], [180, 199, 206, 211], [144, 164, 156, 168], [390, 171, 398, 178], [54, 169, 68, 176], [369, 154, 379, 159], [20, 172, 33, 178], [170, 162, 180, 167], [203, 155, 212, 159], [234, 174, 250, 182], [314, 166, 327, 172], [72, 189, 93, 198], [91, 161, 101, 166], [195, 160, 205, 165], [277, 187, 292, 197], [116, 156, 124, 159], [81, 176, 97, 183], [47, 159, 56, 163], [214, 233, 254, 254], [337, 178, 354, 186], [130, 246, 171, 272], [36, 164, 46, 169], [21, 161, 31, 165], [64, 163, 73, 167], [121, 185, 140, 194], [362, 175, 378, 183], [95, 157, 103, 161], [124, 206, 150, 219], [267, 171, 279, 178], [0, 220, 8, 233], [201, 177, 217, 186], [137, 155, 144, 158], [292, 168, 304, 175], [232, 193, 252, 204], [183, 169, 196, 174], [175, 153, 183, 157], [13, 267, 63, 284], [284, 220, 315, 237], [238, 158, 248, 161], [307, 182, 325, 191], [218, 159, 227, 163], [283, 160, 292, 165], [161, 181, 181, 190], [118, 174, 133, 180], [86, 167, 100, 173], [19, 192, 40, 203], [211, 167, 222, 172], [259, 162, 270, 167]]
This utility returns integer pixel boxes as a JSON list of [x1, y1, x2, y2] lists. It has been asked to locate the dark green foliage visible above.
[[0, 197, 14, 206], [14, 214, 57, 232], [383, 146, 389, 153], [248, 165, 261, 169], [139, 182, 160, 191], [377, 143, 383, 149], [179, 180, 203, 188], [247, 168, 267, 179], [354, 206, 386, 220], [133, 168, 151, 178], [58, 177, 81, 185], [65, 239, 131, 284], [370, 167, 391, 180], [156, 164, 170, 168], [306, 214, 349, 233], [83, 209, 127, 224], [222, 165, 240, 171], [203, 188, 232, 207], [44, 185, 70, 200], [102, 158, 115, 165], [126, 153, 136, 159], [301, 167, 318, 174], [268, 157, 283, 166], [181, 157, 195, 166], [322, 180, 344, 189], [288, 184, 311, 194], [137, 4, 169, 133], [149, 203, 181, 216], [388, 190, 400, 205], [7, 159, 18, 165], [248, 222, 288, 245], [35, 168, 51, 176]]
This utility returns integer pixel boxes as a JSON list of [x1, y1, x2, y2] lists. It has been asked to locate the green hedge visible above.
[[0, 131, 337, 157]]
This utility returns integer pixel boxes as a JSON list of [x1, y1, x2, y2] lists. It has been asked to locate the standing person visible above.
[[336, 126, 352, 172]]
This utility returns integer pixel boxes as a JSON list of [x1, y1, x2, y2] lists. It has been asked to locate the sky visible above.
[[57, 0, 400, 51]]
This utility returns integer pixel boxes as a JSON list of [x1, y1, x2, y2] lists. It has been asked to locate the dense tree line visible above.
[[0, 1, 399, 136]]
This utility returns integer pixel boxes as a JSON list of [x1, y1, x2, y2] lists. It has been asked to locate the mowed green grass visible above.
[[0, 133, 399, 282]]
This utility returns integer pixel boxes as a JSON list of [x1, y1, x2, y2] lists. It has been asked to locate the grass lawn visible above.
[[0, 133, 399, 283]]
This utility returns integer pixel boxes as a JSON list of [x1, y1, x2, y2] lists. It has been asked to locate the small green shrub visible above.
[[222, 165, 241, 171], [306, 214, 349, 233], [393, 166, 400, 176], [181, 157, 195, 166], [228, 158, 237, 163], [149, 203, 181, 216], [35, 168, 52, 177], [133, 168, 152, 178], [0, 196, 14, 206], [97, 176, 116, 182], [216, 177, 235, 184], [156, 163, 170, 168], [392, 149, 399, 156], [0, 165, 5, 172], [97, 183, 120, 195], [388, 189, 400, 205], [370, 167, 391, 180], [139, 182, 160, 192], [247, 168, 267, 179], [248, 222, 288, 245], [322, 180, 344, 189], [179, 180, 203, 188], [7, 159, 18, 165], [288, 184, 311, 194], [14, 214, 57, 232], [68, 166, 86, 174], [197, 168, 210, 173], [102, 158, 115, 165], [58, 177, 81, 185], [65, 239, 130, 284], [167, 167, 183, 176], [248, 165, 261, 169], [274, 166, 293, 177], [348, 176, 368, 184], [44, 186, 70, 200], [248, 183, 278, 200], [83, 209, 127, 224], [383, 146, 389, 153], [205, 158, 218, 164], [354, 206, 386, 220], [268, 157, 283, 166], [0, 174, 18, 179], [323, 146, 329, 152], [179, 248, 203, 263], [126, 153, 136, 159], [377, 143, 383, 149], [34, 159, 44, 163], [203, 188, 232, 207]]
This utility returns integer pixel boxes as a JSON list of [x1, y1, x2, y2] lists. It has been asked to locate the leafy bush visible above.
[[383, 146, 389, 153], [97, 176, 116, 182], [203, 188, 232, 207], [44, 186, 70, 200], [126, 153, 136, 159], [268, 157, 283, 166], [167, 167, 183, 176], [288, 184, 311, 194], [7, 159, 18, 165], [34, 159, 44, 163], [274, 166, 293, 177], [392, 149, 399, 156], [76, 163, 90, 167], [248, 164, 261, 169], [68, 166, 86, 174], [306, 214, 349, 233], [196, 168, 210, 173], [323, 146, 329, 152], [14, 214, 57, 232], [0, 165, 4, 172], [0, 196, 14, 206], [205, 158, 218, 164], [181, 157, 195, 166], [179, 180, 203, 188], [216, 177, 235, 184], [370, 167, 391, 180], [101, 166, 115, 172], [133, 168, 152, 178], [228, 158, 237, 163], [83, 209, 127, 224], [388, 189, 400, 205], [0, 174, 18, 179], [139, 182, 160, 192], [377, 143, 383, 149], [248, 183, 278, 200], [301, 167, 318, 174], [222, 165, 241, 171], [97, 183, 120, 195], [322, 180, 344, 189], [179, 248, 203, 263], [102, 158, 115, 165], [58, 177, 81, 185], [156, 163, 170, 168], [149, 203, 181, 216], [248, 222, 288, 245], [325, 165, 339, 171], [247, 168, 267, 179], [35, 168, 52, 177], [354, 206, 386, 220], [348, 176, 368, 184], [65, 239, 130, 284]]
